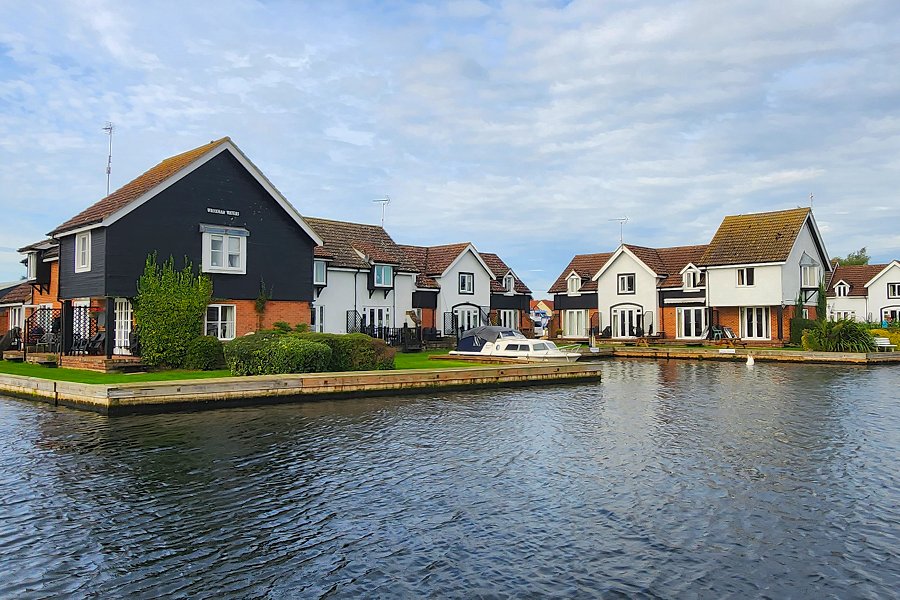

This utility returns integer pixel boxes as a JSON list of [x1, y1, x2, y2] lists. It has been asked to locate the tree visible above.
[[832, 247, 870, 266], [133, 254, 213, 368], [816, 280, 828, 322]]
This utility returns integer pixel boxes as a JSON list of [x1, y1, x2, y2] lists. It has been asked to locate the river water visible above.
[[1, 361, 898, 599]]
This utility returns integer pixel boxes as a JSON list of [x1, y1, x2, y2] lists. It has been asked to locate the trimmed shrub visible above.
[[183, 336, 225, 371], [789, 317, 817, 346], [802, 319, 875, 353], [224, 333, 331, 375], [133, 255, 213, 368], [869, 328, 900, 347], [297, 332, 396, 371], [272, 321, 293, 333]]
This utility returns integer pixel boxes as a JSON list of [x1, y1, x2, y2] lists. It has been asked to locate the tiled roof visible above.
[[480, 252, 532, 295], [548, 252, 613, 294], [305, 217, 416, 272], [826, 264, 886, 297], [654, 245, 709, 288], [398, 245, 439, 289], [699, 207, 811, 267], [50, 138, 231, 235], [531, 299, 553, 311], [403, 243, 471, 275], [0, 282, 32, 304]]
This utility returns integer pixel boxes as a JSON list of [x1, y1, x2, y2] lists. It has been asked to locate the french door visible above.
[[741, 306, 770, 339], [564, 310, 586, 338], [611, 306, 642, 338], [454, 306, 480, 333], [114, 298, 132, 355], [676, 307, 705, 339]]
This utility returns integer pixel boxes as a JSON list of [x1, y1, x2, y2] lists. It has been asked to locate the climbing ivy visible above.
[[133, 254, 213, 368]]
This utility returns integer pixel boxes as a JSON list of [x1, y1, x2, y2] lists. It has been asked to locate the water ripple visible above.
[[1, 361, 898, 598]]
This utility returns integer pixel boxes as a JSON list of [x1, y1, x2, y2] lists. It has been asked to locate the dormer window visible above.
[[75, 232, 91, 273], [26, 252, 37, 281], [567, 274, 580, 293], [313, 260, 327, 285], [504, 274, 515, 292], [618, 273, 635, 294], [835, 283, 849, 297], [373, 264, 393, 287], [801, 265, 820, 288], [684, 269, 699, 290]]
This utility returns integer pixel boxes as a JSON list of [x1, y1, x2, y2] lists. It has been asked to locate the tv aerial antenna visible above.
[[102, 121, 115, 196], [609, 216, 629, 244], [373, 195, 390, 228]]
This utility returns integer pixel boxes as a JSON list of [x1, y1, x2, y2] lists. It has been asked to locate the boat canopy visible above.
[[456, 326, 524, 352]]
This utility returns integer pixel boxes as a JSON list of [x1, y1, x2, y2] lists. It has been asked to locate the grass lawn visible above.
[[0, 350, 484, 385], [0, 360, 231, 384], [393, 350, 490, 369]]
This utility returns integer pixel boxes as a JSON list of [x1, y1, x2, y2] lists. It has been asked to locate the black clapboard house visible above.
[[46, 137, 322, 358]]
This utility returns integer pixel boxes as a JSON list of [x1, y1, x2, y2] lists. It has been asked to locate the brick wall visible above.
[[0, 310, 7, 332], [225, 299, 311, 336], [32, 262, 61, 308], [660, 306, 677, 339]]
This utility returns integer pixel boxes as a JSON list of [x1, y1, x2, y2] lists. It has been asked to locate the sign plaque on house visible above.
[[207, 207, 240, 216]]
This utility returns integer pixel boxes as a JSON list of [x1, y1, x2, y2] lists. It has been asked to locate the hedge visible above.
[[869, 328, 900, 347], [801, 319, 875, 353], [297, 332, 395, 371], [183, 336, 225, 371], [224, 333, 331, 376], [789, 317, 817, 346]]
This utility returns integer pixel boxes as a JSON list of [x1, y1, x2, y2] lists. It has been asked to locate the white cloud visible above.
[[1, 0, 900, 291]]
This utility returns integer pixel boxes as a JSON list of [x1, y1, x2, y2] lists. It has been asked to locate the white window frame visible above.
[[8, 305, 24, 330], [740, 306, 770, 339], [802, 308, 810, 319], [312, 304, 325, 333], [617, 273, 635, 294], [75, 231, 91, 273], [499, 309, 518, 329], [835, 283, 849, 297], [459, 272, 474, 294], [567, 274, 580, 294], [801, 265, 820, 288], [683, 269, 699, 290], [888, 283, 900, 299], [833, 310, 855, 321], [453, 306, 480, 332], [364, 306, 392, 328], [737, 267, 755, 287], [504, 274, 515, 293], [313, 260, 327, 285], [564, 309, 587, 338], [373, 264, 393, 287], [202, 231, 246, 274], [676, 307, 706, 339], [205, 304, 236, 340], [26, 252, 38, 281]]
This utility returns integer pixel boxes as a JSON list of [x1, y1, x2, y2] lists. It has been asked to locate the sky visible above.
[[2, 0, 899, 295]]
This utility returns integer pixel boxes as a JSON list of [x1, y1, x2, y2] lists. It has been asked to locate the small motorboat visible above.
[[450, 325, 581, 363]]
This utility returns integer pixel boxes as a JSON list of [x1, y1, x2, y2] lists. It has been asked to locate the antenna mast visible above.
[[608, 216, 629, 244], [809, 192, 814, 207], [103, 122, 115, 195], [372, 195, 390, 228]]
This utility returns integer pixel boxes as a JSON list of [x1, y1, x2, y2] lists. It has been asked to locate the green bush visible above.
[[869, 328, 900, 347], [183, 336, 225, 370], [297, 332, 395, 371], [133, 255, 213, 368], [802, 319, 875, 352], [789, 317, 817, 346], [272, 321, 293, 333], [224, 333, 331, 375]]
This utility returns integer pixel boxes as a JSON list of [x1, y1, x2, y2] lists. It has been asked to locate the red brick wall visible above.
[[224, 299, 311, 336], [660, 306, 676, 339], [32, 262, 61, 308], [0, 310, 7, 333]]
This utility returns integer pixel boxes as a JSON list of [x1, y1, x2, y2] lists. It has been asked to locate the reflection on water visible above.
[[1, 361, 898, 598]]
